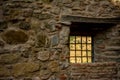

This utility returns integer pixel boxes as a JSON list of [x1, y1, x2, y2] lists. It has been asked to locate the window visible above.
[[69, 36, 93, 63]]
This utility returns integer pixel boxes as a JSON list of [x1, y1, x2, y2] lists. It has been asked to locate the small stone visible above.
[[36, 32, 49, 47], [50, 35, 59, 47], [30, 18, 41, 31], [39, 69, 51, 80], [97, 44, 105, 49], [38, 13, 52, 20], [19, 22, 31, 30], [48, 61, 59, 72], [37, 51, 50, 61], [44, 20, 56, 32]]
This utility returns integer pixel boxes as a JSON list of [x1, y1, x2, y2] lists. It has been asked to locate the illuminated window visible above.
[[69, 36, 93, 63]]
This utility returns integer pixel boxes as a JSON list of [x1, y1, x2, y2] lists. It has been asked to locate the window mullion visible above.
[[86, 36, 88, 63], [81, 36, 83, 63]]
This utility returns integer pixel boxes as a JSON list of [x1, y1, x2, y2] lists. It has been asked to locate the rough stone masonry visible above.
[[0, 0, 120, 80]]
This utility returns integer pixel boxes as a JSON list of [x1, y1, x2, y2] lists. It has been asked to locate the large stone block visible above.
[[12, 62, 40, 77], [0, 54, 20, 64], [2, 29, 29, 44], [0, 66, 10, 77]]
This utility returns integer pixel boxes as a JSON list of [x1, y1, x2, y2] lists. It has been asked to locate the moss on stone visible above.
[[2, 29, 29, 44]]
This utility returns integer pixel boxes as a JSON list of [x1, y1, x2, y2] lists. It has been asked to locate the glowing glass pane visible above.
[[76, 36, 81, 43], [70, 58, 75, 63], [70, 51, 75, 56], [82, 37, 86, 43], [88, 57, 92, 63], [82, 44, 86, 50], [76, 44, 81, 50], [87, 44, 91, 50], [82, 57, 87, 63], [77, 57, 81, 63], [70, 44, 75, 50], [88, 51, 92, 56], [70, 36, 75, 43], [76, 51, 81, 56], [82, 51, 87, 56], [87, 37, 91, 43]]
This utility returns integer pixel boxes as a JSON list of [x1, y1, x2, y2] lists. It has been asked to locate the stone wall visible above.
[[0, 0, 120, 80]]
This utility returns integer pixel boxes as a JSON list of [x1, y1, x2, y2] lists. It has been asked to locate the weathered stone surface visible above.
[[48, 61, 59, 73], [42, 0, 54, 4], [0, 0, 120, 80], [0, 66, 10, 77], [0, 54, 20, 64], [12, 0, 35, 3], [12, 62, 40, 77], [0, 39, 5, 47], [19, 22, 30, 30], [2, 29, 29, 44], [37, 51, 50, 61], [32, 77, 40, 80], [50, 35, 59, 47], [39, 69, 51, 80], [38, 13, 53, 20], [44, 20, 56, 32], [36, 32, 49, 47], [0, 22, 7, 30], [30, 18, 41, 31]]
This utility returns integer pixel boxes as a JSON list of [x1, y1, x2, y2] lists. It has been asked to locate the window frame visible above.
[[69, 34, 94, 63]]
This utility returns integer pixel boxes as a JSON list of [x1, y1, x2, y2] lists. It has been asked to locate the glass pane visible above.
[[77, 57, 81, 63], [88, 57, 92, 63], [82, 57, 87, 63], [70, 36, 75, 43], [87, 44, 91, 50], [70, 51, 75, 56], [76, 44, 81, 50], [88, 51, 92, 56], [87, 37, 92, 43], [76, 51, 81, 56], [82, 51, 87, 56], [82, 37, 86, 43], [76, 36, 81, 43], [70, 57, 75, 63], [70, 44, 75, 50], [82, 44, 86, 50]]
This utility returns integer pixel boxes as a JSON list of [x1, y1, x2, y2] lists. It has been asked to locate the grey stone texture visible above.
[[0, 0, 120, 80]]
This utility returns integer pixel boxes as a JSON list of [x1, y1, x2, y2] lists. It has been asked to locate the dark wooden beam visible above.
[[61, 15, 120, 24]]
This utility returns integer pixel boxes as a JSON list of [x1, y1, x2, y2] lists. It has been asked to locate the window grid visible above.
[[70, 36, 92, 63]]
